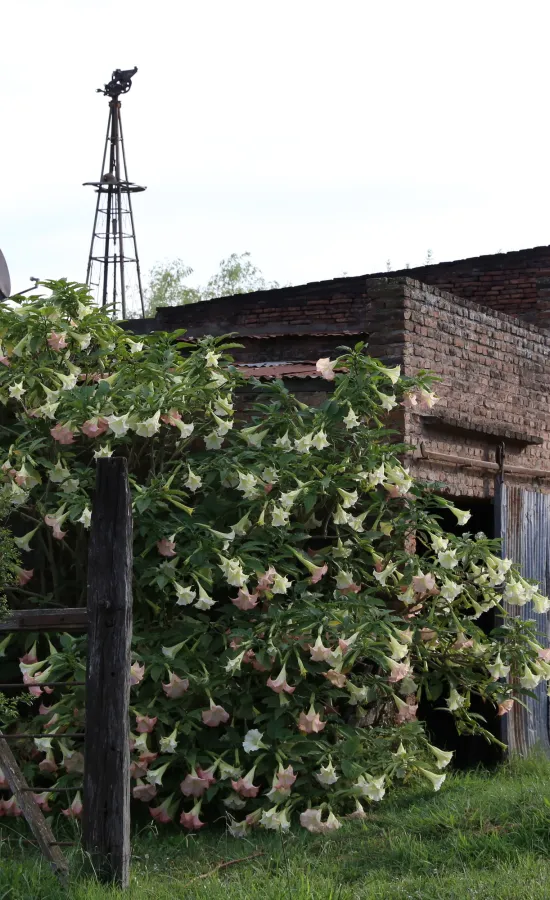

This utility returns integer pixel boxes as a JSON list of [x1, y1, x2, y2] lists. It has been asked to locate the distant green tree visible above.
[[143, 252, 280, 317]]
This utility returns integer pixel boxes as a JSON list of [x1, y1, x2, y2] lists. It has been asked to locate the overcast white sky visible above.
[[2, 1, 550, 308]]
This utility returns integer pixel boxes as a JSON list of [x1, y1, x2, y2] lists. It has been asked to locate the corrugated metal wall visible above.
[[496, 482, 550, 755]]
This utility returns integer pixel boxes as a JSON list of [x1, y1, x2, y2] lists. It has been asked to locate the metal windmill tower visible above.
[[84, 67, 146, 319]]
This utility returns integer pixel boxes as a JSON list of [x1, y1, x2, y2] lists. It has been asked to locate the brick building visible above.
[[131, 244, 550, 756]]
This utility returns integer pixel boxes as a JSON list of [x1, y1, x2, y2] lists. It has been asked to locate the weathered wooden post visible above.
[[83, 457, 133, 888]]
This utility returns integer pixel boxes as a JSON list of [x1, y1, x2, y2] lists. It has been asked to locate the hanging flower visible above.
[[274, 431, 293, 450], [448, 506, 471, 526], [16, 567, 34, 586], [47, 331, 68, 351], [77, 507, 92, 529], [272, 572, 292, 594], [136, 714, 158, 734], [487, 654, 510, 680], [417, 767, 446, 792], [62, 792, 83, 818], [130, 662, 145, 686], [394, 695, 418, 724], [231, 587, 259, 611], [180, 799, 206, 830], [232, 767, 260, 798], [315, 760, 339, 785], [267, 665, 295, 694], [202, 700, 230, 727], [343, 406, 360, 429], [162, 671, 189, 698], [242, 729, 267, 753], [323, 669, 347, 688], [195, 583, 216, 610], [135, 411, 161, 438], [50, 423, 75, 444], [149, 795, 177, 824], [81, 417, 109, 438], [180, 770, 209, 798], [309, 635, 332, 663], [412, 571, 437, 594], [497, 698, 514, 716], [446, 689, 466, 711], [298, 703, 326, 734], [427, 744, 454, 770], [159, 727, 179, 754], [94, 444, 113, 458], [356, 774, 386, 801], [316, 357, 336, 381], [335, 570, 361, 593], [157, 536, 176, 557], [438, 549, 459, 570], [300, 808, 325, 833], [311, 430, 329, 450], [133, 780, 157, 802], [378, 364, 401, 384], [184, 469, 202, 492]]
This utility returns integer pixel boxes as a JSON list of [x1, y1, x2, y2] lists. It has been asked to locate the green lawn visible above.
[[3, 755, 550, 900]]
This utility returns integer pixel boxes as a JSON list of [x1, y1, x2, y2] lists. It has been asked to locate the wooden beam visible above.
[[0, 608, 88, 633], [418, 444, 550, 479], [82, 458, 133, 889], [0, 732, 69, 883]]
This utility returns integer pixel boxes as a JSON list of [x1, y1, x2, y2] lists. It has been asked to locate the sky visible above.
[[3, 1, 550, 312]]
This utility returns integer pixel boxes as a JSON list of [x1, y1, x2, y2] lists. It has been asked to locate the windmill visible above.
[[84, 67, 146, 319]]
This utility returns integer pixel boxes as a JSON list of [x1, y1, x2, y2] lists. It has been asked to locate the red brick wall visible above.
[[387, 245, 550, 329], [397, 278, 550, 498]]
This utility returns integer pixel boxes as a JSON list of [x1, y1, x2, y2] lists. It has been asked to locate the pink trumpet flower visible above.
[[132, 780, 158, 802], [38, 750, 58, 774], [231, 588, 259, 611], [231, 767, 260, 798], [310, 563, 328, 584], [180, 769, 209, 798], [130, 662, 145, 686], [16, 568, 34, 586], [62, 792, 83, 818], [195, 765, 217, 788], [2, 796, 23, 817], [32, 792, 51, 812], [256, 566, 277, 592], [20, 644, 38, 665], [201, 700, 230, 727], [162, 671, 190, 698], [180, 800, 205, 830], [130, 761, 149, 779], [149, 796, 175, 824], [136, 714, 157, 734], [81, 417, 109, 438], [161, 408, 182, 425], [50, 423, 75, 444], [267, 665, 295, 694], [274, 765, 296, 791], [157, 537, 176, 557], [47, 332, 68, 351], [497, 699, 515, 716], [298, 704, 326, 734]]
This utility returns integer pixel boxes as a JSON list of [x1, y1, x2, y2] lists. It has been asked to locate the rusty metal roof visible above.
[[235, 361, 320, 379]]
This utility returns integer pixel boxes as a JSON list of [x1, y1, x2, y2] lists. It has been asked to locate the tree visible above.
[[143, 252, 280, 317]]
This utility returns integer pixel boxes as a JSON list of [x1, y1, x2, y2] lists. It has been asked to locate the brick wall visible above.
[[397, 278, 550, 498], [129, 244, 550, 338], [387, 245, 550, 329]]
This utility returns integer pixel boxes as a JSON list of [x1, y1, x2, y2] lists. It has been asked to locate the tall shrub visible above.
[[0, 280, 547, 833]]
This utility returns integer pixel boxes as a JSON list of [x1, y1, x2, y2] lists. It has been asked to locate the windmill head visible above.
[[0, 248, 11, 300]]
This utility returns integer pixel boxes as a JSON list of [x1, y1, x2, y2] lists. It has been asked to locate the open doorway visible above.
[[419, 497, 503, 768]]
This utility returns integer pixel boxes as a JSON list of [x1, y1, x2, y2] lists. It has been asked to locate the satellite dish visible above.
[[0, 249, 11, 300]]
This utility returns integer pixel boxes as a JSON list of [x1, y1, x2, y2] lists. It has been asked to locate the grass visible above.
[[2, 754, 550, 899]]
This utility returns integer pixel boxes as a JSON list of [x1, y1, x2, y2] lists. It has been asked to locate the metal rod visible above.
[[0, 734, 85, 739], [114, 105, 126, 320], [0, 682, 86, 689], [86, 109, 111, 287], [0, 786, 82, 792], [119, 112, 145, 316], [101, 103, 116, 308]]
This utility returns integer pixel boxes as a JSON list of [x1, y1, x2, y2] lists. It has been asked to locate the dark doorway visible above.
[[419, 497, 503, 768]]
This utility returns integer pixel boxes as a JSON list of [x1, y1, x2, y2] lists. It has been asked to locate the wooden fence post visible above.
[[83, 457, 133, 888]]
